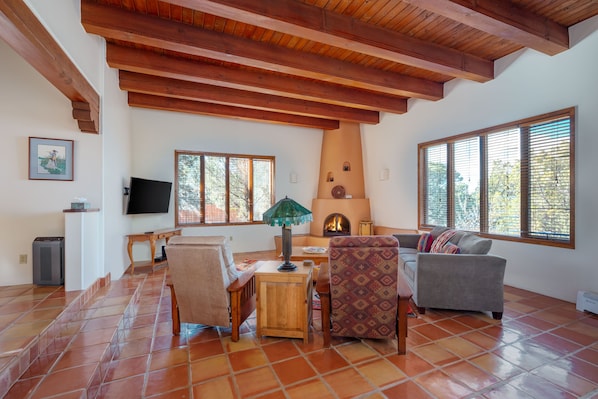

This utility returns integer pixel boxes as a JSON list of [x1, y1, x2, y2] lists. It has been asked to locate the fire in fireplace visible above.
[[323, 213, 351, 236]]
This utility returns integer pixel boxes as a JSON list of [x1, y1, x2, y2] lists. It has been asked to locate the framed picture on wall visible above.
[[28, 137, 74, 181]]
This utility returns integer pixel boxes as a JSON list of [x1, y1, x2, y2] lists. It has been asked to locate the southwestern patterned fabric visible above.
[[329, 236, 400, 339]]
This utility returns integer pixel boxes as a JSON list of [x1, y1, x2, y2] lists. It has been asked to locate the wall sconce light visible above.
[[379, 168, 390, 181], [326, 171, 334, 182], [289, 172, 298, 183]]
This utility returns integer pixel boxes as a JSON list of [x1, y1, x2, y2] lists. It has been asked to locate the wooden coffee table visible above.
[[287, 246, 329, 263], [283, 247, 328, 282]]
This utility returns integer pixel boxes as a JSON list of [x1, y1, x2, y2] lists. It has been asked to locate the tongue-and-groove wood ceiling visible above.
[[79, 0, 598, 129], [4, 1, 598, 132]]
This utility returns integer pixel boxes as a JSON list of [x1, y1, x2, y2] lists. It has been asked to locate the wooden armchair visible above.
[[315, 236, 412, 354], [165, 235, 260, 342]]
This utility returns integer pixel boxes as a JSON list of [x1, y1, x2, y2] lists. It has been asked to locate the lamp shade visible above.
[[263, 196, 313, 226]]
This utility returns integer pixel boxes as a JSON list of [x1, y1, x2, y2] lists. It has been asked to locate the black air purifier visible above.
[[33, 237, 64, 285]]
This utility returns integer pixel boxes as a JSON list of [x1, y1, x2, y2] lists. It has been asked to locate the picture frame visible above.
[[28, 137, 74, 181]]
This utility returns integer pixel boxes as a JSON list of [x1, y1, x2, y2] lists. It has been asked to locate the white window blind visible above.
[[526, 117, 571, 241], [423, 144, 448, 227], [454, 137, 480, 231], [419, 108, 574, 248]]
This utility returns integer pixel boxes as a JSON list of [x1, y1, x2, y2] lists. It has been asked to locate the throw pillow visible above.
[[430, 226, 450, 240], [458, 233, 492, 254], [441, 243, 461, 254], [430, 229, 457, 253], [417, 233, 434, 252]]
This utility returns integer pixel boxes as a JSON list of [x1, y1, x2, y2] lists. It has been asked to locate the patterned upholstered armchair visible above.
[[316, 235, 412, 354], [165, 236, 260, 341]]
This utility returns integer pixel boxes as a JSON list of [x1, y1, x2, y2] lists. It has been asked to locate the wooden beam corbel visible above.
[[0, 0, 100, 133]]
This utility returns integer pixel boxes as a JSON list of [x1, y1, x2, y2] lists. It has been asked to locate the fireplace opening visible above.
[[323, 213, 351, 236]]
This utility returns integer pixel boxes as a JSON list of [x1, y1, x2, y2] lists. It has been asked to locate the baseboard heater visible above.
[[576, 290, 598, 314]]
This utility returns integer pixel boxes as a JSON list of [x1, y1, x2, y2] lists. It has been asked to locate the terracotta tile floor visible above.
[[0, 250, 597, 398]]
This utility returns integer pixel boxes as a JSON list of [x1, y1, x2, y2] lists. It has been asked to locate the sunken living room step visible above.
[[0, 275, 145, 398]]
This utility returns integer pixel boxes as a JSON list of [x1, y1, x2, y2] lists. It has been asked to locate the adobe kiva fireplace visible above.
[[310, 122, 371, 237]]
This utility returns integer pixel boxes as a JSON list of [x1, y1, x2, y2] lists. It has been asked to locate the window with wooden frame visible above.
[[419, 107, 575, 248], [175, 151, 275, 227]]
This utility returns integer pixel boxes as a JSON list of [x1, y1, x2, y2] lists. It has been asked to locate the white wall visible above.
[[0, 40, 103, 285], [128, 108, 322, 258], [26, 0, 103, 92], [0, 0, 133, 286], [101, 63, 133, 279], [27, 0, 134, 281], [363, 17, 598, 303]]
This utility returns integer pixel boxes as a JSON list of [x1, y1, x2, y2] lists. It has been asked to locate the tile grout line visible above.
[[24, 276, 145, 398]]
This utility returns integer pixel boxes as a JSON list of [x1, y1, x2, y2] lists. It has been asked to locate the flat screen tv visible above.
[[126, 177, 172, 214]]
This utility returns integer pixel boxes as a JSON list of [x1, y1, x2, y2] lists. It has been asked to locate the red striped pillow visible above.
[[441, 243, 461, 254], [417, 233, 434, 252], [430, 229, 457, 253]]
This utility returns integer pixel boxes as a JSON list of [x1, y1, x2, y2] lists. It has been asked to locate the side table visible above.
[[126, 228, 181, 274], [255, 261, 313, 343]]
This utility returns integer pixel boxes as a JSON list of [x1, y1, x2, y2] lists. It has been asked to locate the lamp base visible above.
[[277, 262, 297, 272]]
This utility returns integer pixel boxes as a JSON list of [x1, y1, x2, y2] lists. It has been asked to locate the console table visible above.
[[126, 228, 181, 274]]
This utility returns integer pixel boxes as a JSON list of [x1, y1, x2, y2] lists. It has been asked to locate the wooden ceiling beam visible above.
[[128, 92, 340, 130], [106, 44, 408, 114], [409, 0, 569, 55], [81, 0, 443, 100], [0, 0, 100, 133], [119, 71, 379, 124], [168, 0, 493, 83]]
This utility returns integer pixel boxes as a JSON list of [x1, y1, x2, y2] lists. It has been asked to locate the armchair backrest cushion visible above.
[[168, 235, 242, 284], [165, 235, 235, 328], [328, 236, 399, 339]]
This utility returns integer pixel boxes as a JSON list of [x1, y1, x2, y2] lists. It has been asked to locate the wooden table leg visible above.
[[127, 238, 135, 274], [149, 237, 157, 268]]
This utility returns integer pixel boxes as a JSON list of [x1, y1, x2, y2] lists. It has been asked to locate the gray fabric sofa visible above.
[[394, 227, 507, 320]]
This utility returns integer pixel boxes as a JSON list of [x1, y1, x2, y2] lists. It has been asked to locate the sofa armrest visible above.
[[393, 233, 420, 249], [415, 253, 507, 312]]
